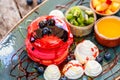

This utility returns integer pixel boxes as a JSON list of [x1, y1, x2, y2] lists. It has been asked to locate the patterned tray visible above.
[[0, 0, 120, 80]]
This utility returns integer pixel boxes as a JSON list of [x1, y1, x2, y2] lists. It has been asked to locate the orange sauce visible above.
[[97, 18, 120, 38]]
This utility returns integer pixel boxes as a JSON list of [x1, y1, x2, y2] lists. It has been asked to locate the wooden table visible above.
[[0, 0, 40, 40]]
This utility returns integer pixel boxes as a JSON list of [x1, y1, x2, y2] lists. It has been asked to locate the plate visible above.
[[0, 0, 120, 80]]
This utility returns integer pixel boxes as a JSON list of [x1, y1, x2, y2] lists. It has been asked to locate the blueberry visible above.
[[66, 56, 72, 62], [96, 55, 103, 63], [33, 64, 45, 74], [37, 66, 45, 74], [66, 54, 74, 62], [37, 0, 42, 5], [26, 0, 33, 5], [39, 21, 47, 28], [104, 52, 111, 60], [47, 19, 55, 26], [30, 37, 35, 43], [42, 27, 51, 36], [59, 76, 68, 80]]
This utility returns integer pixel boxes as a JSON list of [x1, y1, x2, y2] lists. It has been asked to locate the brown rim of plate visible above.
[[94, 16, 120, 40]]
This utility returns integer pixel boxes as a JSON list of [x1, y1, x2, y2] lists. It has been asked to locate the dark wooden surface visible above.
[[0, 0, 40, 40]]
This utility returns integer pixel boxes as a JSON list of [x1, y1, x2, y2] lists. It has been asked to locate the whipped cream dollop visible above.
[[44, 64, 61, 80], [74, 40, 99, 64], [49, 9, 64, 19], [62, 60, 84, 79], [85, 60, 102, 77]]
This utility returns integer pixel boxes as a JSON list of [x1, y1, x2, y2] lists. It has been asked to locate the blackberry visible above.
[[39, 20, 47, 28], [47, 19, 55, 26]]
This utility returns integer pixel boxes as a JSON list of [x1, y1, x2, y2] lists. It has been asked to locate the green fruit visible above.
[[77, 18, 82, 24], [85, 17, 94, 25], [69, 6, 80, 14], [80, 10, 85, 22], [66, 13, 73, 20], [70, 6, 82, 17], [84, 14, 88, 21], [70, 19, 79, 26], [85, 10, 93, 15], [80, 23, 85, 26], [73, 9, 81, 17], [66, 6, 94, 27]]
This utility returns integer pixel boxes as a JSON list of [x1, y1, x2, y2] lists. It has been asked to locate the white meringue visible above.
[[44, 64, 61, 80], [85, 60, 102, 77], [62, 60, 84, 79], [49, 10, 64, 19], [74, 40, 99, 64]]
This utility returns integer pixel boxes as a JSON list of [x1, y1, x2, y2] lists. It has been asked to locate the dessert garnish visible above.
[[49, 10, 65, 19], [38, 20, 47, 28], [104, 52, 112, 61], [66, 54, 75, 62], [84, 60, 102, 77], [59, 75, 68, 80], [62, 60, 84, 79], [96, 55, 103, 63], [74, 40, 99, 64], [31, 18, 69, 42], [44, 64, 61, 80]]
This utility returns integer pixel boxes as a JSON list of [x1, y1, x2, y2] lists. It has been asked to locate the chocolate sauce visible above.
[[10, 30, 119, 80], [10, 46, 41, 80]]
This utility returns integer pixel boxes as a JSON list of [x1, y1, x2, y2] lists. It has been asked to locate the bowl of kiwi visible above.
[[65, 6, 96, 37]]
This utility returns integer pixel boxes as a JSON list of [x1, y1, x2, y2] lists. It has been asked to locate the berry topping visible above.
[[37, 66, 45, 74], [34, 29, 42, 38], [34, 64, 45, 74], [30, 37, 35, 43], [66, 54, 75, 62], [37, 0, 42, 5], [39, 20, 47, 28], [51, 27, 68, 42], [42, 27, 52, 36], [47, 18, 55, 26], [60, 76, 68, 80], [61, 31, 68, 42], [26, 0, 33, 5], [96, 55, 103, 63], [104, 52, 111, 61]]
